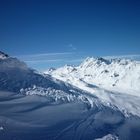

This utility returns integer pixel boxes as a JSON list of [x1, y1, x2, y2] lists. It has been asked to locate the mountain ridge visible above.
[[45, 57, 140, 95]]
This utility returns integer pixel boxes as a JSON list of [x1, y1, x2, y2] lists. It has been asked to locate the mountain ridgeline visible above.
[[0, 51, 72, 93], [46, 57, 140, 95]]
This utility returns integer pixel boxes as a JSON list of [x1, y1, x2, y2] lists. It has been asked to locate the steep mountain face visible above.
[[0, 52, 71, 93], [46, 57, 140, 95], [1, 52, 140, 140]]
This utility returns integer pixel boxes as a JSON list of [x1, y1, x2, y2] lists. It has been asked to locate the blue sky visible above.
[[0, 0, 140, 70]]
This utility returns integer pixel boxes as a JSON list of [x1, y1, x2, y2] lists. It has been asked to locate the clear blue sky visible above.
[[0, 0, 140, 70]]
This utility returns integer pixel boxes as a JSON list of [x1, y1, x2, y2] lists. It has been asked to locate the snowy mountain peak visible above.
[[80, 57, 111, 68], [80, 57, 135, 68], [47, 67, 56, 73], [0, 51, 9, 59], [46, 56, 140, 95]]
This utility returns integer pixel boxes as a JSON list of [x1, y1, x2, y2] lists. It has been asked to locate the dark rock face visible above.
[[0, 51, 9, 58]]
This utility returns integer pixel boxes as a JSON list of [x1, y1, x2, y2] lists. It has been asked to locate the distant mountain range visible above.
[[45, 57, 140, 94]]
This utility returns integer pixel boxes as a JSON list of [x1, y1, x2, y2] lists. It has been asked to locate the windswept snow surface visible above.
[[1, 53, 140, 140], [1, 90, 140, 140], [95, 134, 119, 140]]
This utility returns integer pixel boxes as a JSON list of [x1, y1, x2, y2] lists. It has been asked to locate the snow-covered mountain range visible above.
[[45, 57, 140, 95], [45, 57, 140, 116], [1, 51, 140, 140]]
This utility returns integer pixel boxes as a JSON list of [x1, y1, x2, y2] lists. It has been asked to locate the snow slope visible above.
[[0, 52, 73, 93], [1, 90, 140, 140], [45, 57, 140, 117], [1, 52, 140, 140]]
